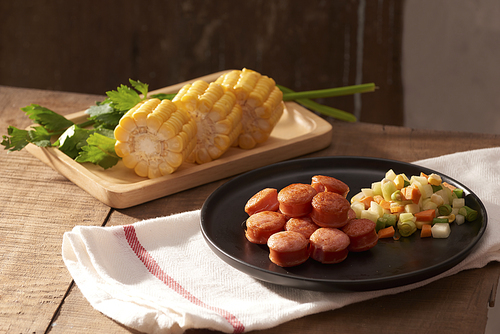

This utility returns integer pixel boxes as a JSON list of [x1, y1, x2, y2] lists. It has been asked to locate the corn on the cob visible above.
[[114, 98, 197, 178], [173, 80, 243, 164], [215, 68, 284, 149]]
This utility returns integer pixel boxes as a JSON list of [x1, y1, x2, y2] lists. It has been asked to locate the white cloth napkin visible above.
[[62, 147, 500, 334]]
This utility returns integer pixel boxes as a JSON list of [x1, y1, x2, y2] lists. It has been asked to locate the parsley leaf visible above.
[[2, 125, 53, 151], [2, 126, 30, 151], [2, 79, 152, 170], [55, 125, 92, 159], [28, 126, 53, 147], [86, 104, 125, 130], [21, 104, 74, 132], [106, 84, 142, 111], [151, 93, 177, 100], [75, 133, 119, 169], [129, 79, 149, 97]]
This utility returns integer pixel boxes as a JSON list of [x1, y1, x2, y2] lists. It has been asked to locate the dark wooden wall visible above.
[[0, 0, 404, 125]]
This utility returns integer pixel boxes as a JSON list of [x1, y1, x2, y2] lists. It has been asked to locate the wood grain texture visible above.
[[0, 0, 403, 125], [0, 87, 112, 333], [2, 85, 500, 333]]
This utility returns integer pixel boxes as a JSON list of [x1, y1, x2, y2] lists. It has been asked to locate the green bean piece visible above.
[[382, 213, 397, 227], [458, 206, 478, 221], [438, 204, 452, 216], [453, 188, 464, 198], [431, 185, 443, 193], [375, 218, 386, 232], [432, 217, 449, 225]]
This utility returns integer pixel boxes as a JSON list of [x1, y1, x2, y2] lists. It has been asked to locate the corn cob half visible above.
[[215, 68, 284, 149], [114, 98, 197, 178], [173, 80, 243, 164]]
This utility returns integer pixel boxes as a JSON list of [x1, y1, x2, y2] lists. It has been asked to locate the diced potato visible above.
[[404, 203, 420, 214], [361, 188, 373, 198], [411, 175, 428, 185], [430, 193, 444, 206], [434, 189, 449, 205], [399, 212, 416, 223], [381, 179, 397, 201], [431, 223, 451, 238], [371, 181, 383, 197], [361, 209, 379, 223], [351, 201, 365, 219], [452, 198, 465, 209], [385, 169, 397, 181], [415, 220, 431, 229], [455, 214, 466, 225], [350, 191, 364, 204], [421, 199, 438, 211], [369, 201, 384, 218]]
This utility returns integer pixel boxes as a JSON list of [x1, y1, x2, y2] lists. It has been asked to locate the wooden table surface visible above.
[[1, 85, 499, 334]]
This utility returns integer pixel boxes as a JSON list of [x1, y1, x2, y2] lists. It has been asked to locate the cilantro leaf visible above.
[[106, 84, 142, 111], [21, 104, 74, 132], [75, 133, 119, 169]]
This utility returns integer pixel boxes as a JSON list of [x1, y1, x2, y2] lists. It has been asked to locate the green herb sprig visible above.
[[1, 79, 173, 169], [2, 78, 377, 171]]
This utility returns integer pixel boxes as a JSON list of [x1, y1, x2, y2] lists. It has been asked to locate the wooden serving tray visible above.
[[25, 71, 333, 208]]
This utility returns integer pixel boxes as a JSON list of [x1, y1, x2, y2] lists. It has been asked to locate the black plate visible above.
[[200, 156, 487, 291]]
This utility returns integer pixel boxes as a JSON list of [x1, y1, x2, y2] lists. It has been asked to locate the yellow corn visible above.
[[114, 98, 197, 178], [215, 68, 284, 149], [174, 81, 243, 164], [172, 80, 210, 111]]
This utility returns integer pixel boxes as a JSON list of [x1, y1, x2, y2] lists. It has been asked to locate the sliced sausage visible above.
[[277, 183, 317, 218], [267, 231, 310, 267], [245, 211, 286, 244], [341, 218, 378, 252], [310, 192, 351, 228], [285, 215, 319, 239], [309, 228, 350, 264], [311, 175, 350, 197], [244, 188, 279, 216]]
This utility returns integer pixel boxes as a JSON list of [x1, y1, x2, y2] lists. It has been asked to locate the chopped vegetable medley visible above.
[[350, 169, 478, 239]]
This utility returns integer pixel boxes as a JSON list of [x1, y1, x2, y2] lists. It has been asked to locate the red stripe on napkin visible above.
[[123, 225, 245, 333]]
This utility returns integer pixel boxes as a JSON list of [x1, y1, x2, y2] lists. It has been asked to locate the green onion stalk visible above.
[[398, 219, 417, 237], [277, 83, 376, 122]]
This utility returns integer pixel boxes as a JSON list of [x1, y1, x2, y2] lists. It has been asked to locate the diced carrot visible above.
[[390, 204, 405, 213], [401, 185, 421, 204], [359, 196, 374, 210], [442, 182, 456, 191], [379, 199, 392, 210], [420, 224, 432, 238], [414, 209, 436, 222], [378, 226, 395, 239], [420, 172, 428, 178], [373, 195, 384, 204]]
